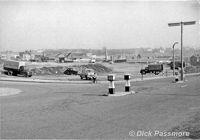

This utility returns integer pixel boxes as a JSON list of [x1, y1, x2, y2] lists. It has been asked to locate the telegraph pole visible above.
[[172, 42, 178, 76], [168, 21, 196, 81]]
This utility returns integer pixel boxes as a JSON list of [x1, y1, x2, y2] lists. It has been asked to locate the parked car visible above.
[[64, 68, 78, 75], [169, 61, 185, 70]]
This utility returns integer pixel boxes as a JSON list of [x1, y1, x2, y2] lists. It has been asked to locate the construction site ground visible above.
[[0, 62, 176, 82]]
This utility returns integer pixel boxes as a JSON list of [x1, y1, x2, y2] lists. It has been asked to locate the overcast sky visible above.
[[0, 0, 199, 52]]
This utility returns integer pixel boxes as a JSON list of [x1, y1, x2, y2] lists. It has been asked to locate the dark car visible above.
[[169, 61, 185, 70], [64, 68, 78, 75]]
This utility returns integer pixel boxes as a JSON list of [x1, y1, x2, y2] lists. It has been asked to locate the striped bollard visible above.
[[124, 74, 131, 92], [175, 71, 179, 82], [107, 74, 115, 94]]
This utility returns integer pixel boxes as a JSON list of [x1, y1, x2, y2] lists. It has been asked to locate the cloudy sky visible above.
[[0, 0, 199, 51]]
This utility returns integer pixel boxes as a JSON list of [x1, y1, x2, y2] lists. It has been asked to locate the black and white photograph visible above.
[[0, 0, 200, 139]]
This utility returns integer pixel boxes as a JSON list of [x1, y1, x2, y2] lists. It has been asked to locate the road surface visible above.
[[0, 75, 200, 139]]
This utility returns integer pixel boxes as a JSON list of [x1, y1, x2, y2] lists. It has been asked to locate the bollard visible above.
[[107, 74, 115, 94], [175, 71, 179, 82], [124, 74, 131, 92]]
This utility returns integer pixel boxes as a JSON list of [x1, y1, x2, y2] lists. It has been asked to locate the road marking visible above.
[[180, 85, 187, 88], [108, 91, 135, 97], [0, 88, 21, 97]]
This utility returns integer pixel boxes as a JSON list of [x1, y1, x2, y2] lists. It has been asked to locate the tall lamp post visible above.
[[168, 21, 196, 81], [172, 42, 178, 76]]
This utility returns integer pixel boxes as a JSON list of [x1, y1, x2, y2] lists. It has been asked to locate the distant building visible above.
[[19, 50, 44, 62], [45, 54, 56, 62], [0, 51, 19, 60], [30, 50, 44, 62], [55, 52, 73, 63], [190, 54, 200, 66], [19, 51, 32, 61], [56, 54, 65, 63]]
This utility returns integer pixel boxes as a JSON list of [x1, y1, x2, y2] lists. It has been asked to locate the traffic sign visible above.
[[168, 22, 180, 27], [183, 21, 196, 25]]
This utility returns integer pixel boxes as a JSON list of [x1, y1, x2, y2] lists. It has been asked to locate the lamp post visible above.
[[168, 21, 196, 81], [172, 42, 178, 76]]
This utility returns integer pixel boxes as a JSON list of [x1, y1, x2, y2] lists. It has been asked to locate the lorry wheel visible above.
[[141, 71, 145, 75], [8, 71, 13, 76], [80, 76, 83, 79], [155, 72, 158, 75]]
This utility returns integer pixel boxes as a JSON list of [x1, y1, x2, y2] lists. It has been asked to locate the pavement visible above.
[[0, 74, 200, 139]]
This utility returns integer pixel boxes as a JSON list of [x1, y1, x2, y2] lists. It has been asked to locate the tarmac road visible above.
[[0, 75, 200, 139]]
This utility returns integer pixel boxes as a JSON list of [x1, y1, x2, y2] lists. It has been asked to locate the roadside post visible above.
[[168, 21, 196, 81], [172, 42, 178, 76], [107, 74, 115, 94], [141, 73, 143, 80], [124, 74, 131, 92], [175, 70, 180, 82]]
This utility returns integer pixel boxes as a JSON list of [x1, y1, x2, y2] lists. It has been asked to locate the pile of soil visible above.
[[30, 66, 66, 75], [76, 63, 112, 73], [30, 63, 112, 75]]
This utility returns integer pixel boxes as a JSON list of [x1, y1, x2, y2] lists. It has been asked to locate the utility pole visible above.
[[104, 47, 108, 61], [168, 21, 196, 81], [172, 42, 178, 76]]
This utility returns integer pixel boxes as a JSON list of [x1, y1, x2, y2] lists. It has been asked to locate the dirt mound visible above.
[[30, 63, 112, 75], [76, 63, 112, 73], [30, 66, 65, 75]]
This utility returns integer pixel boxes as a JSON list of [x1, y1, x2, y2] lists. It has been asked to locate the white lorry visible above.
[[79, 68, 95, 80], [3, 60, 32, 77]]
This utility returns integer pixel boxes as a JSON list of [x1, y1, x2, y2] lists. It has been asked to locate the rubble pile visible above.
[[30, 63, 112, 75], [77, 63, 112, 73]]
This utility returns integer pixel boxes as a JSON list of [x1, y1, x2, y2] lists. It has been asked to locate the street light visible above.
[[172, 42, 178, 76], [168, 21, 196, 81]]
